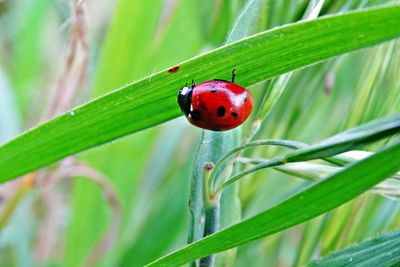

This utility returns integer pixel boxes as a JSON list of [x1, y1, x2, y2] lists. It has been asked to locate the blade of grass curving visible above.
[[1, 5, 400, 182], [308, 229, 400, 266], [146, 139, 400, 266], [219, 113, 400, 191], [208, 139, 307, 189], [284, 112, 400, 162]]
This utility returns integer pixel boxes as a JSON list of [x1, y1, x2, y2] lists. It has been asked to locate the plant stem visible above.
[[217, 157, 284, 193], [187, 132, 207, 251], [199, 204, 220, 267], [208, 139, 306, 190], [188, 131, 237, 267]]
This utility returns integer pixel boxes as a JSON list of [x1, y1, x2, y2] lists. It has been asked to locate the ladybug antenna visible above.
[[232, 69, 236, 83], [192, 79, 195, 88]]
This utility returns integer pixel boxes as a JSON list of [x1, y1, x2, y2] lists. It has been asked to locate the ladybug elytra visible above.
[[177, 70, 253, 131]]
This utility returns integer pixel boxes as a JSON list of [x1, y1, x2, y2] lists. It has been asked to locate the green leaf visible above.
[[284, 112, 400, 162], [219, 113, 400, 191], [145, 140, 400, 266], [1, 5, 400, 182], [308, 229, 400, 266]]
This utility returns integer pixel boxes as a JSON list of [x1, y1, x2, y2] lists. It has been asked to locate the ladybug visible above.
[[177, 70, 253, 131]]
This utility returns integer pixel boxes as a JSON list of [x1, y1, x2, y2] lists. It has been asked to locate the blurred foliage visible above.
[[0, 0, 399, 267]]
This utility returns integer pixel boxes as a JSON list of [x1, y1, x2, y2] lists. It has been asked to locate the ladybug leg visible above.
[[231, 69, 236, 83], [191, 79, 196, 88]]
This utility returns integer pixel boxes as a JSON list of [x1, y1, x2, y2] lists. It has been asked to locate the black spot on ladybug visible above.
[[231, 112, 238, 118], [217, 106, 226, 117], [210, 87, 217, 93], [191, 110, 201, 121], [168, 66, 179, 73]]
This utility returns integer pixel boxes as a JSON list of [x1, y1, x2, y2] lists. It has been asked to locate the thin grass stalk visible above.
[[188, 131, 236, 267], [208, 139, 306, 190], [199, 205, 220, 267]]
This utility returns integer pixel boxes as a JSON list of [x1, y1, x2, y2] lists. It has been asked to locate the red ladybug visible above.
[[177, 70, 253, 131]]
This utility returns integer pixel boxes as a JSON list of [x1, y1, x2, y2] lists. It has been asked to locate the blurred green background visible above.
[[0, 0, 399, 266]]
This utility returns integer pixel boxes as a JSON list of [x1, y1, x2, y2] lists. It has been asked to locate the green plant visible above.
[[0, 1, 399, 266]]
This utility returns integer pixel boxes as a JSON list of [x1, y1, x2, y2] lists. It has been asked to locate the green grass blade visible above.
[[0, 5, 400, 182], [219, 114, 400, 191], [284, 112, 400, 162], [308, 229, 400, 266], [145, 139, 400, 266]]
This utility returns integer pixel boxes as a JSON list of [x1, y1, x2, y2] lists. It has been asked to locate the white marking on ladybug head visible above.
[[180, 86, 191, 96]]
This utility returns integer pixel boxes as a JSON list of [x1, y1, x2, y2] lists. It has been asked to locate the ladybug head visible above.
[[177, 86, 192, 117]]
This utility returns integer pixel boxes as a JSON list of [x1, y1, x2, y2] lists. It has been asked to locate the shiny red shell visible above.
[[178, 80, 253, 131]]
